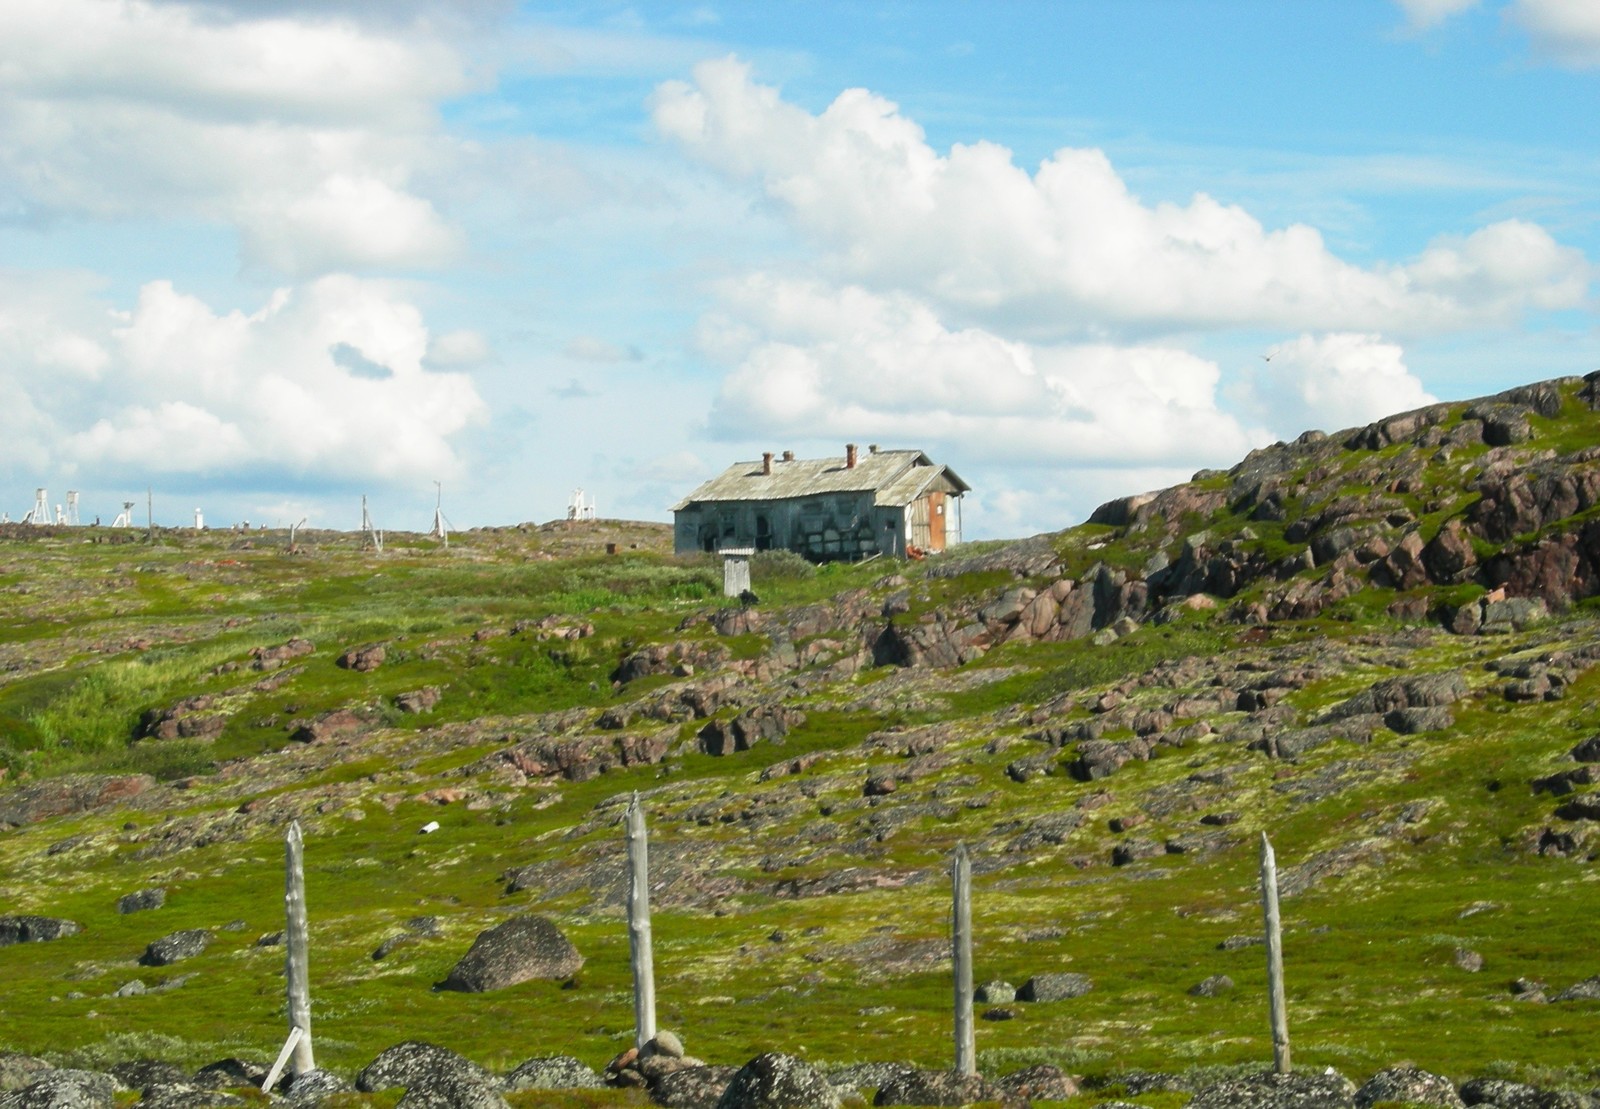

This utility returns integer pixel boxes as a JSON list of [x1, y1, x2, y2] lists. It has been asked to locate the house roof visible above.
[[671, 449, 970, 512]]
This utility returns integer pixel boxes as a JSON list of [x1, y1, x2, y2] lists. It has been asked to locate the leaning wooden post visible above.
[[1259, 832, 1290, 1074], [264, 821, 315, 1092], [951, 842, 976, 1076], [626, 793, 657, 1049]]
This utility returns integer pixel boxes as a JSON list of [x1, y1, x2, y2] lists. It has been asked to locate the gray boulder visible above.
[[116, 889, 166, 914], [140, 929, 211, 966], [1553, 974, 1600, 1001], [1188, 974, 1234, 997], [439, 914, 582, 992], [283, 1068, 356, 1106], [0, 917, 81, 946], [1355, 1066, 1464, 1108], [356, 1042, 497, 1097], [717, 1054, 839, 1109], [503, 1056, 603, 1091], [0, 1068, 115, 1109], [656, 1066, 740, 1109], [1017, 972, 1093, 1001], [137, 1085, 251, 1109], [997, 1064, 1077, 1101], [974, 980, 1015, 1004], [1189, 1069, 1356, 1109], [1459, 1076, 1596, 1108], [0, 1056, 51, 1095], [825, 1064, 916, 1100], [873, 1070, 1006, 1107]]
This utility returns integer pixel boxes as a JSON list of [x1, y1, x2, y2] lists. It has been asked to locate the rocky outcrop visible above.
[[0, 917, 81, 946], [0, 775, 154, 828], [478, 730, 671, 784], [438, 914, 582, 992]]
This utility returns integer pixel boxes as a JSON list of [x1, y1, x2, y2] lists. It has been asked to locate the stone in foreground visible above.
[[438, 914, 582, 993]]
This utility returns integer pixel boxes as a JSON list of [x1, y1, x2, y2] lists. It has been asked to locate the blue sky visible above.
[[0, 0, 1594, 537]]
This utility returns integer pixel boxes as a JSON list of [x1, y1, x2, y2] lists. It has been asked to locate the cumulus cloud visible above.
[[1512, 0, 1600, 67], [0, 0, 471, 275], [565, 336, 643, 362], [2, 274, 486, 487], [653, 58, 1589, 337], [1230, 333, 1438, 437], [1395, 0, 1480, 29], [703, 277, 1263, 470]]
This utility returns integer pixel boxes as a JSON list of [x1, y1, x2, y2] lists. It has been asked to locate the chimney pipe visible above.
[[868, 443, 879, 454], [782, 450, 794, 462], [846, 443, 858, 469], [762, 452, 773, 475]]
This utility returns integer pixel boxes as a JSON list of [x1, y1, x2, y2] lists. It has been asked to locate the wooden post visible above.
[[1259, 832, 1290, 1074], [626, 793, 657, 1049], [951, 842, 976, 1076], [283, 820, 315, 1076]]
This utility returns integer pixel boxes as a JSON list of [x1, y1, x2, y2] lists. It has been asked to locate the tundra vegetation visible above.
[[2, 377, 1600, 1106]]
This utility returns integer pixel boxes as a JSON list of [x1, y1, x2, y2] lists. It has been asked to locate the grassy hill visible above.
[[3, 378, 1600, 1104]]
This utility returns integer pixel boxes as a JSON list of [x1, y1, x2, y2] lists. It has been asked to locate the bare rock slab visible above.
[[438, 914, 582, 993], [139, 929, 211, 967]]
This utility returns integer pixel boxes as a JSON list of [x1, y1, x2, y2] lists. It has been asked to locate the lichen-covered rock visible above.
[[502, 1057, 603, 1091], [356, 1041, 501, 1108], [1017, 972, 1093, 1001], [139, 929, 210, 966], [283, 1068, 355, 1106], [1189, 1069, 1356, 1109], [655, 1066, 740, 1109], [438, 914, 582, 992], [0, 917, 81, 946], [0, 1056, 51, 1095], [116, 888, 165, 914], [996, 1064, 1077, 1101], [716, 1053, 839, 1109], [872, 1070, 1007, 1107], [0, 1068, 116, 1109], [1354, 1065, 1464, 1109]]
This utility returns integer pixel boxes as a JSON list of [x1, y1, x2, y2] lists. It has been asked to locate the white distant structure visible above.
[[568, 487, 597, 521], [63, 492, 80, 526], [361, 495, 383, 553], [25, 488, 49, 525], [194, 508, 205, 530], [431, 481, 452, 547], [112, 501, 136, 528]]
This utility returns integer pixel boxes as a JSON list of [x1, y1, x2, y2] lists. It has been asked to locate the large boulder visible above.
[[502, 1057, 603, 1091], [1459, 1076, 1594, 1108], [717, 1054, 839, 1109], [873, 1070, 1007, 1107], [0, 917, 81, 946], [1017, 972, 1093, 1001], [0, 1056, 51, 1095], [0, 1068, 116, 1109], [656, 1066, 740, 1109], [140, 929, 211, 966], [438, 915, 582, 993], [1355, 1066, 1464, 1108], [356, 1042, 503, 1108], [282, 1068, 355, 1105], [1190, 1070, 1356, 1109], [117, 889, 166, 914]]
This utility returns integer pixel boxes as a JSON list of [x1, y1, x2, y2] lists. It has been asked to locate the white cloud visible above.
[[653, 58, 1590, 337], [1230, 333, 1438, 437], [426, 329, 493, 367], [1512, 0, 1600, 67], [4, 274, 486, 487], [703, 277, 1263, 470], [0, 0, 472, 275], [1395, 0, 1480, 30]]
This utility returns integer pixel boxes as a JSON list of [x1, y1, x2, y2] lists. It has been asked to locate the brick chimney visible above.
[[762, 451, 773, 475], [782, 450, 794, 461], [846, 443, 858, 469]]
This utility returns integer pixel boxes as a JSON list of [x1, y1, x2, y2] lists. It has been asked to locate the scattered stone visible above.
[[356, 1041, 502, 1107], [655, 1065, 739, 1109], [502, 1056, 604, 1091], [1552, 974, 1600, 1001], [1017, 972, 1093, 1001], [996, 1065, 1077, 1101], [437, 914, 583, 992], [1189, 1068, 1356, 1109], [716, 1052, 839, 1109], [1354, 1065, 1464, 1108], [974, 980, 1015, 1004], [0, 1055, 51, 1095], [0, 1068, 116, 1109], [1188, 974, 1234, 997], [648, 1031, 686, 1059], [0, 917, 81, 946], [394, 687, 442, 714], [283, 1068, 355, 1105], [113, 980, 147, 998], [140, 930, 210, 967], [116, 889, 165, 914], [337, 644, 386, 672], [873, 1070, 1006, 1107], [1453, 948, 1484, 973]]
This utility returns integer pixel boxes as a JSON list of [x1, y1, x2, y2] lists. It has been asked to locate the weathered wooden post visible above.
[[626, 793, 657, 1049], [951, 842, 976, 1076], [263, 820, 314, 1092], [1259, 832, 1290, 1074]]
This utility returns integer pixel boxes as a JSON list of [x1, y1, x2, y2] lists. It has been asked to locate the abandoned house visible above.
[[671, 444, 969, 561]]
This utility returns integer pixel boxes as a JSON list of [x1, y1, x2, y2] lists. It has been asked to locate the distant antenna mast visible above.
[[113, 501, 136, 528], [568, 487, 596, 521], [288, 516, 308, 552], [360, 495, 383, 553], [64, 491, 80, 526], [431, 481, 451, 549], [26, 488, 48, 525]]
